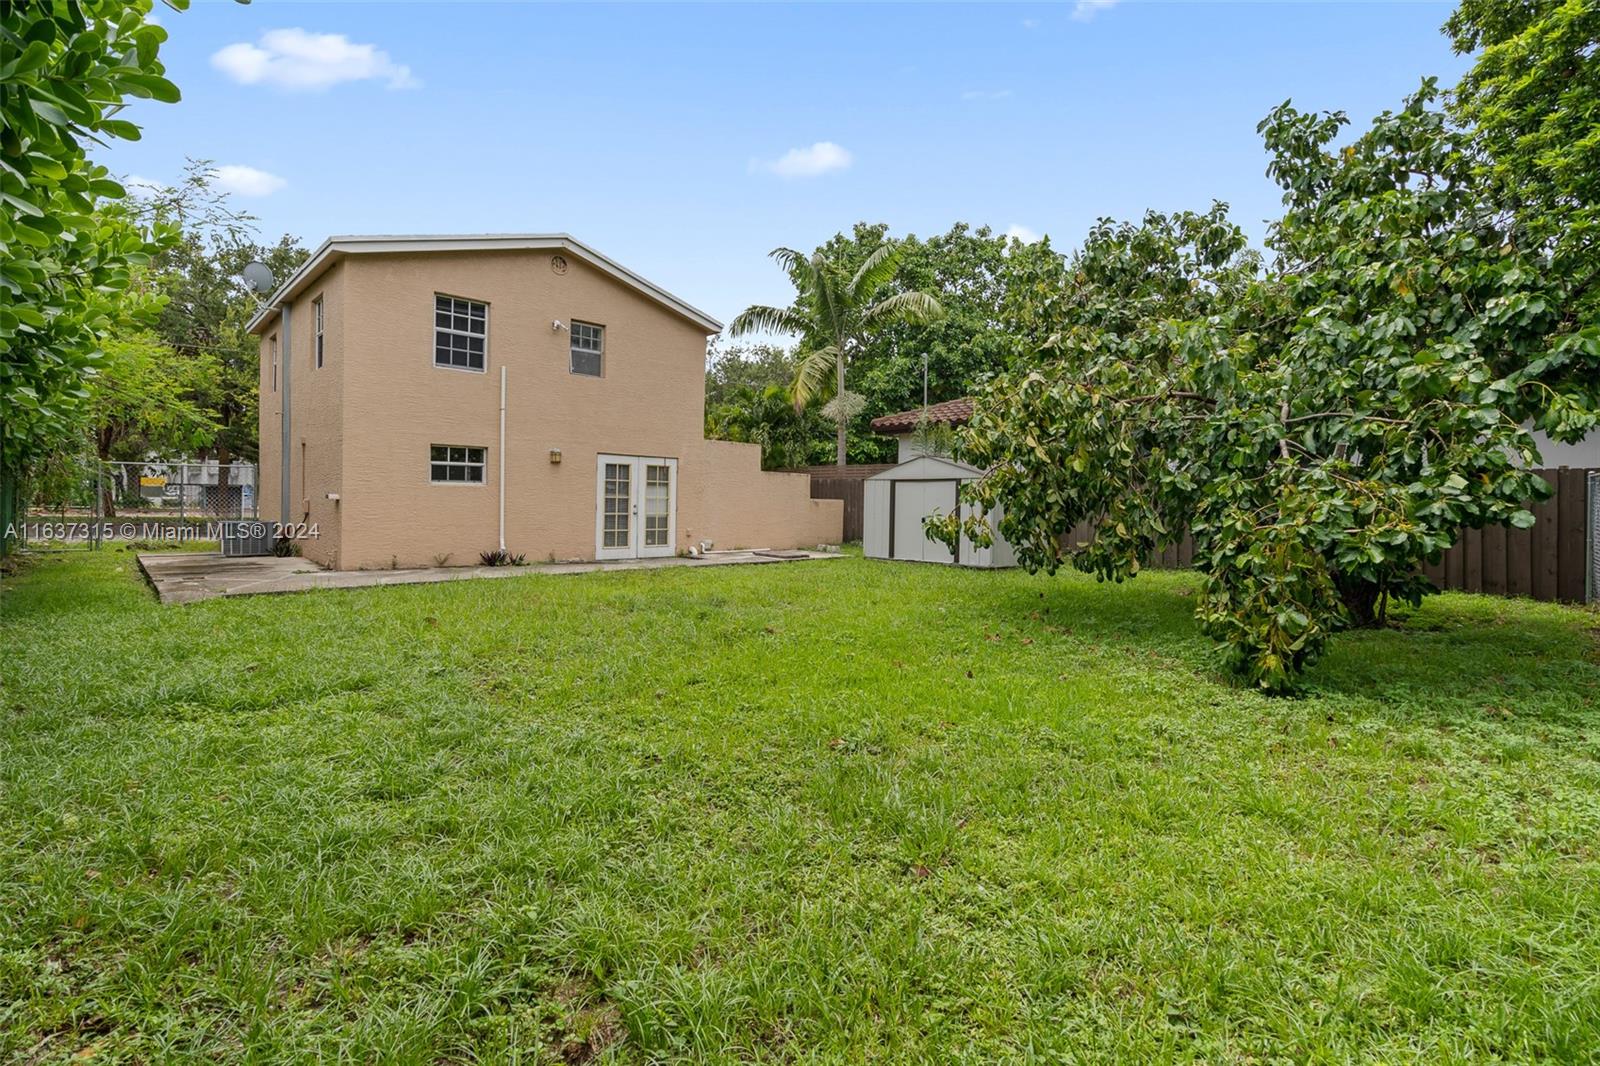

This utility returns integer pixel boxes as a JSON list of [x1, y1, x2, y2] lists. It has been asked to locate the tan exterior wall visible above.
[[685, 441, 842, 551], [257, 262, 345, 567], [258, 247, 841, 569]]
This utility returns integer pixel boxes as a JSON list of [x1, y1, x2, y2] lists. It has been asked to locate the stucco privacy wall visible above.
[[257, 246, 841, 568], [685, 440, 843, 552]]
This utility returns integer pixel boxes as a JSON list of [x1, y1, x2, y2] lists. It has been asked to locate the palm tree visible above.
[[728, 243, 944, 466]]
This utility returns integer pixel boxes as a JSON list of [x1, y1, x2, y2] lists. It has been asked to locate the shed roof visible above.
[[246, 234, 722, 334], [869, 397, 974, 434], [866, 454, 985, 481]]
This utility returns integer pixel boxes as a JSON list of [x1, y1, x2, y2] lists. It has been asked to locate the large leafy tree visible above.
[[813, 223, 1025, 460], [933, 82, 1595, 691], [728, 242, 944, 465], [87, 331, 215, 465], [1, 0, 185, 541], [138, 166, 308, 465], [1447, 0, 1599, 332]]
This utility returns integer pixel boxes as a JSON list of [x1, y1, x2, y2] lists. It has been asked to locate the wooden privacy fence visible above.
[[1420, 467, 1594, 603], [791, 464, 895, 542]]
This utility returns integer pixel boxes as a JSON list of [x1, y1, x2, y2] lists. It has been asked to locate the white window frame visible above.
[[313, 296, 324, 369], [570, 320, 604, 377], [429, 444, 487, 485], [434, 294, 489, 373]]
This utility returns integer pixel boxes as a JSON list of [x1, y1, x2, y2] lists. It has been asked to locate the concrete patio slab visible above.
[[136, 549, 841, 605]]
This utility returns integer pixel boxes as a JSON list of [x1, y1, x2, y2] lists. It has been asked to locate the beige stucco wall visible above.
[[685, 440, 842, 551], [257, 262, 345, 567], [257, 247, 841, 569]]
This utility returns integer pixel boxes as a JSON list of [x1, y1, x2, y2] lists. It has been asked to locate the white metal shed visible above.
[[862, 455, 1016, 568]]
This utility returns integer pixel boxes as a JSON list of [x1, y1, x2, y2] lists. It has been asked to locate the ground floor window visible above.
[[430, 445, 486, 483]]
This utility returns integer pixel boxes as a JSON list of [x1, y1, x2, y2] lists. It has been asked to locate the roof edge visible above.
[[869, 397, 975, 434], [246, 234, 723, 334]]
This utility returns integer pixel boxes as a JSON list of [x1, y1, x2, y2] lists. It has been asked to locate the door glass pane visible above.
[[643, 464, 670, 547], [603, 462, 631, 548]]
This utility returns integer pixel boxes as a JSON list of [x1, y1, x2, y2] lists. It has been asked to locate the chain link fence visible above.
[[10, 458, 256, 551]]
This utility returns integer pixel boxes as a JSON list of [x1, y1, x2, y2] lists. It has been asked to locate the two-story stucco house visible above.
[[248, 234, 841, 570]]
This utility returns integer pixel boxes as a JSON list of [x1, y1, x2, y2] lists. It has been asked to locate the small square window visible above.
[[429, 444, 486, 484]]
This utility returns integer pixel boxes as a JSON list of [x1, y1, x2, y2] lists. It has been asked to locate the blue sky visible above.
[[112, 0, 1470, 326]]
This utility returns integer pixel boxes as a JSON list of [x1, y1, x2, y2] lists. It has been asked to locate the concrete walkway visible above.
[[137, 549, 840, 604]]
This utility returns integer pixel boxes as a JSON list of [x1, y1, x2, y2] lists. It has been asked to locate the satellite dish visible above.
[[241, 261, 275, 295]]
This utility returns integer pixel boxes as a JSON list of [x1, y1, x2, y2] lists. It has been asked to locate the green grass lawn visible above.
[[2, 549, 1598, 1063]]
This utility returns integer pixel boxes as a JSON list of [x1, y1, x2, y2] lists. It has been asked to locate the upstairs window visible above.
[[570, 320, 603, 377], [435, 295, 487, 371], [313, 296, 325, 368], [430, 445, 486, 483]]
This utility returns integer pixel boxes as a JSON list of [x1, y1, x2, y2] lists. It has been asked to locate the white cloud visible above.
[[751, 141, 853, 179], [122, 174, 166, 199], [1006, 224, 1043, 245], [1021, 17, 1039, 29], [211, 28, 418, 91], [1072, 0, 1120, 21], [209, 164, 287, 197], [961, 89, 1013, 101]]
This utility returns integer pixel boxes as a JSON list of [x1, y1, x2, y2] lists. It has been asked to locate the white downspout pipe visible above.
[[279, 304, 292, 525], [498, 365, 507, 553]]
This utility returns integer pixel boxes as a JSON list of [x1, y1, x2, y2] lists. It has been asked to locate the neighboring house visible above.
[[248, 234, 840, 570], [869, 398, 973, 461]]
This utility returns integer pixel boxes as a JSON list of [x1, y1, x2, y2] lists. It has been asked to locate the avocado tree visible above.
[[931, 83, 1597, 691]]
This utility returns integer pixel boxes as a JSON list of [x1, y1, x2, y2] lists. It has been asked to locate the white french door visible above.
[[596, 454, 677, 560]]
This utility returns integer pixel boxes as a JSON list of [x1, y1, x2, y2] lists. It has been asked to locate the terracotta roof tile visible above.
[[869, 397, 974, 434]]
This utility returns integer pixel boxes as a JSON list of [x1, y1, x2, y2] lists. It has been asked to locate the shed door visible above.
[[891, 480, 958, 564]]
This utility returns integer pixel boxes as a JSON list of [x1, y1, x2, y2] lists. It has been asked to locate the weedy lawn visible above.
[[2, 548, 1597, 1062]]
